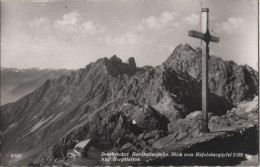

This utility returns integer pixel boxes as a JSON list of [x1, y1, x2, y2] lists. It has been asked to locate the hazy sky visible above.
[[1, 0, 258, 70]]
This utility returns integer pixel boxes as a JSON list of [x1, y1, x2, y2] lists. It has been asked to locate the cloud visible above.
[[138, 11, 178, 30], [215, 17, 249, 34], [28, 17, 51, 30], [53, 11, 106, 34], [102, 33, 148, 46], [54, 11, 81, 32], [182, 13, 199, 26], [54, 11, 81, 26], [82, 21, 106, 34]]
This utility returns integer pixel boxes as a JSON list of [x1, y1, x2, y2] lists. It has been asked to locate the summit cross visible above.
[[188, 8, 219, 133]]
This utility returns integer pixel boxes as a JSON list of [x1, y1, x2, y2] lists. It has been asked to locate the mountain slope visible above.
[[1, 68, 72, 104], [1, 45, 258, 166]]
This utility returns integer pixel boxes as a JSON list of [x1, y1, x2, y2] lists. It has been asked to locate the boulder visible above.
[[168, 119, 198, 134], [120, 143, 133, 152], [152, 132, 178, 150]]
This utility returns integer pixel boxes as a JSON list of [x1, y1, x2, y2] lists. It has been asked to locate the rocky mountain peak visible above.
[[81, 55, 137, 79], [172, 44, 196, 55], [103, 55, 137, 77], [163, 44, 258, 105], [183, 43, 195, 51]]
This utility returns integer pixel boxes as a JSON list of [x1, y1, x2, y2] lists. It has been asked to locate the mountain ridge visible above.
[[164, 43, 258, 104], [1, 44, 258, 166]]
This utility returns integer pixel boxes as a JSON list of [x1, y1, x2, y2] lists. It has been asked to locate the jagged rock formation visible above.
[[137, 96, 258, 153], [164, 44, 258, 105], [105, 55, 137, 76], [1, 44, 258, 166]]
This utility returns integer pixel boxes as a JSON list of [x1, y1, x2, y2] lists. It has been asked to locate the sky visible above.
[[1, 0, 258, 70]]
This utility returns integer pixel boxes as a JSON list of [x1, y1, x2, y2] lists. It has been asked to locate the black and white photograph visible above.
[[0, 0, 259, 166]]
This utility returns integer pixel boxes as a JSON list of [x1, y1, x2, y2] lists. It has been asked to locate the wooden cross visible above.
[[188, 8, 219, 133]]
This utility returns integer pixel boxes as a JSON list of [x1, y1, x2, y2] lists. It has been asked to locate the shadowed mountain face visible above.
[[164, 44, 258, 105], [1, 68, 72, 105], [1, 44, 258, 166]]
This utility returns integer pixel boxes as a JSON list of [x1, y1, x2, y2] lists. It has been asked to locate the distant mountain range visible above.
[[1, 68, 73, 105], [1, 44, 258, 166]]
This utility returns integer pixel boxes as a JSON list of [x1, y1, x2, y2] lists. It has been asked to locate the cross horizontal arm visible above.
[[210, 35, 219, 42], [188, 30, 219, 43], [188, 30, 204, 40]]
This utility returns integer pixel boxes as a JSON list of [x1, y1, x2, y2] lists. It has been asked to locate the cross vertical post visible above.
[[188, 8, 219, 133], [201, 8, 209, 132]]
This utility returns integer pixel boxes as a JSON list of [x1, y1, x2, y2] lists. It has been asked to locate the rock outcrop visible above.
[[104, 55, 137, 77]]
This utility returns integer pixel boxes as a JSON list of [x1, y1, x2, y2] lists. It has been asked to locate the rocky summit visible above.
[[164, 44, 258, 105], [1, 44, 258, 166]]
